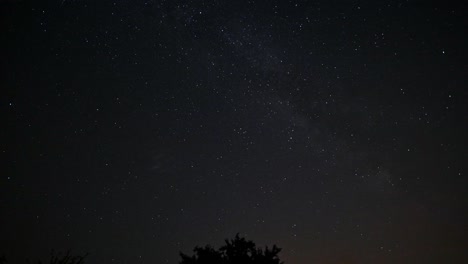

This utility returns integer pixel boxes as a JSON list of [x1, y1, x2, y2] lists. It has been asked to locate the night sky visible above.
[[1, 0, 468, 263]]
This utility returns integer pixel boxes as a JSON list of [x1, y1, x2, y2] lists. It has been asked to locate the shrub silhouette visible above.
[[179, 234, 284, 264], [37, 251, 87, 264], [0, 251, 86, 264]]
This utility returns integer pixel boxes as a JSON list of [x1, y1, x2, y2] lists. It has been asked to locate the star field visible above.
[[1, 0, 467, 263]]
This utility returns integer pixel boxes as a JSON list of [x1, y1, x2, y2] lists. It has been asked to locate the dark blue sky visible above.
[[1, 0, 467, 263]]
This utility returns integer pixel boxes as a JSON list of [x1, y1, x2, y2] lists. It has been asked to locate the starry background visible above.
[[1, 0, 467, 263]]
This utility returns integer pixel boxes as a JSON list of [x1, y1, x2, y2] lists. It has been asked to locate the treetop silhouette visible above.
[[180, 234, 284, 264]]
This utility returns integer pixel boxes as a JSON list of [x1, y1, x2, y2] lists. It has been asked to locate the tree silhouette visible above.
[[180, 234, 284, 264]]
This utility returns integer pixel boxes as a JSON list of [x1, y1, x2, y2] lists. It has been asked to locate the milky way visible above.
[[1, 1, 467, 263]]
